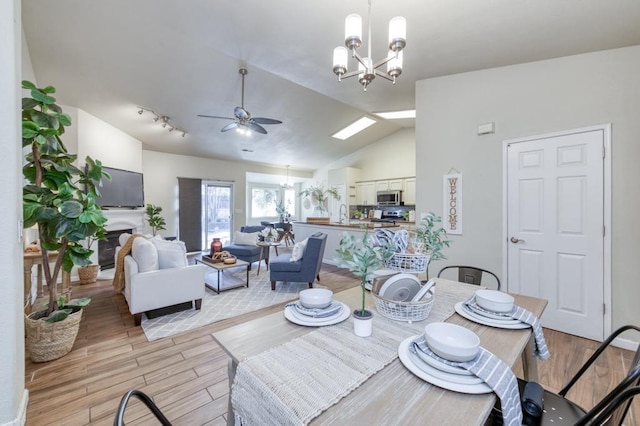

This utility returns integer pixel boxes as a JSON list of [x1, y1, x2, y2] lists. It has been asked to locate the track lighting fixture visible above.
[[137, 106, 187, 137]]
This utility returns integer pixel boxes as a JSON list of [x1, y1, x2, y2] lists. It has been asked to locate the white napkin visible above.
[[464, 297, 550, 360], [289, 301, 343, 318], [412, 336, 522, 426]]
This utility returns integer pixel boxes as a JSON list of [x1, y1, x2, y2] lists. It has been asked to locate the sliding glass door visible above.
[[204, 182, 233, 249]]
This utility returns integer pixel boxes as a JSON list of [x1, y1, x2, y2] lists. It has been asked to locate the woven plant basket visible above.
[[25, 308, 83, 362], [78, 264, 100, 284]]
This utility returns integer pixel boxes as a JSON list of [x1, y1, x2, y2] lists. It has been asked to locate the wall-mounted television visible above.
[[94, 166, 145, 208]]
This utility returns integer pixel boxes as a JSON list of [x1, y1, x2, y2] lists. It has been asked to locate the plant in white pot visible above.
[[22, 80, 109, 362], [335, 230, 387, 337]]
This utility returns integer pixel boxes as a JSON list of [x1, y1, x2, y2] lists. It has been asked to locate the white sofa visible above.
[[116, 234, 206, 326]]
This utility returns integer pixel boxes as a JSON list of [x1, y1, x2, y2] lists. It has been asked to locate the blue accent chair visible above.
[[269, 232, 327, 291], [222, 225, 269, 270]]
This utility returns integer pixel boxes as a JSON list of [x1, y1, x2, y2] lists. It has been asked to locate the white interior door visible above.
[[506, 128, 605, 340]]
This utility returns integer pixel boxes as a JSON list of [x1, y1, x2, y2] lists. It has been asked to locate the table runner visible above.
[[231, 281, 478, 426]]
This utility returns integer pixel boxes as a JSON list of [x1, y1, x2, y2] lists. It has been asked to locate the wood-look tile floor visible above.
[[25, 265, 639, 425]]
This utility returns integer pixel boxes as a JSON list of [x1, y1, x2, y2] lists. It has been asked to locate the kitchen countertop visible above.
[[295, 221, 400, 229]]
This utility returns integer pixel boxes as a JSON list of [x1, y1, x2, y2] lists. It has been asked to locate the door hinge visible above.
[[603, 145, 606, 159], [603, 303, 606, 314], [603, 225, 606, 237]]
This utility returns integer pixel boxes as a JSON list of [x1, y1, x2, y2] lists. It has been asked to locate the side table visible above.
[[256, 241, 282, 275]]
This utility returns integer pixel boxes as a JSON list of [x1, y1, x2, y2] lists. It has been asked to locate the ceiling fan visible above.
[[198, 68, 282, 134]]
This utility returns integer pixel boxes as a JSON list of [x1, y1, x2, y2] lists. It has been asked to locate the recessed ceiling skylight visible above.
[[374, 109, 416, 119], [331, 116, 377, 140]]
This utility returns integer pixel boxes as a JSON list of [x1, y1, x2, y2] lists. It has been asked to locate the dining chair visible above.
[[275, 222, 295, 246], [437, 265, 501, 290], [491, 325, 640, 425]]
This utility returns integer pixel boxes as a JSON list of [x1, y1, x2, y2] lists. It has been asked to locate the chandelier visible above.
[[281, 165, 292, 188], [332, 0, 406, 91]]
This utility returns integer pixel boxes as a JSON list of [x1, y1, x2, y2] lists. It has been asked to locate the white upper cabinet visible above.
[[404, 178, 416, 205], [356, 182, 376, 205]]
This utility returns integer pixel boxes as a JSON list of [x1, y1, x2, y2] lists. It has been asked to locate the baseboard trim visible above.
[[612, 336, 639, 352], [1, 389, 28, 426]]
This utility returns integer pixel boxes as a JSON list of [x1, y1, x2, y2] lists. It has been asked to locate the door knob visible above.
[[510, 237, 525, 244]]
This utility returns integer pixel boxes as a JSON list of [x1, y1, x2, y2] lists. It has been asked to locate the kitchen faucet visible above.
[[339, 203, 348, 224]]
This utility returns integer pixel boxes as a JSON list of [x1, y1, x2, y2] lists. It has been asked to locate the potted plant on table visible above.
[[145, 203, 166, 236], [412, 212, 452, 278], [299, 183, 340, 219], [335, 230, 386, 337], [22, 80, 109, 362]]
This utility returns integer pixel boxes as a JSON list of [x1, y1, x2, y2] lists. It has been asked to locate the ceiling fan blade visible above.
[[198, 114, 235, 120], [221, 122, 238, 132], [234, 106, 249, 120], [253, 117, 282, 125], [247, 122, 268, 134]]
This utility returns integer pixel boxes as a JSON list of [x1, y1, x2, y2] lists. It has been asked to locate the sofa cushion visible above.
[[235, 231, 259, 246], [150, 236, 187, 269], [270, 255, 302, 272], [290, 238, 308, 262], [131, 237, 159, 272], [119, 233, 132, 247], [223, 243, 261, 257]]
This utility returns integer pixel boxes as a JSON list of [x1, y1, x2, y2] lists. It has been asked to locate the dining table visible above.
[[212, 278, 547, 425]]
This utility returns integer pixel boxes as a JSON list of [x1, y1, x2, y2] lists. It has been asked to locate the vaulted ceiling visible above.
[[22, 0, 640, 170]]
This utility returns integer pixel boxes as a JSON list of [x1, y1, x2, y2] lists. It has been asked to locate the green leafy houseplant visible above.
[[413, 212, 452, 265], [22, 80, 109, 320], [145, 204, 166, 236], [335, 230, 386, 317], [299, 183, 340, 216]]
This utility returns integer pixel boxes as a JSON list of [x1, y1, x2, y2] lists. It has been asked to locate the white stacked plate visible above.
[[454, 302, 530, 329], [398, 336, 492, 394], [284, 301, 350, 327]]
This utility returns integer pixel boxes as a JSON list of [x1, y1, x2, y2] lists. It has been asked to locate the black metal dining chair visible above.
[[491, 325, 640, 425], [437, 265, 501, 290]]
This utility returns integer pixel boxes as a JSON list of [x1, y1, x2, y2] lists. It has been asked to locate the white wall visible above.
[[4, 0, 27, 424], [415, 45, 640, 330]]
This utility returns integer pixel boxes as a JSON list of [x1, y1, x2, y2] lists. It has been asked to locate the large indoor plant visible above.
[[22, 80, 109, 361], [335, 229, 387, 337], [299, 183, 340, 217]]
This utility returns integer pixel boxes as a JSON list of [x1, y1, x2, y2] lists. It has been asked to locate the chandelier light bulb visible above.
[[333, 46, 349, 78], [388, 16, 406, 52], [344, 13, 362, 50]]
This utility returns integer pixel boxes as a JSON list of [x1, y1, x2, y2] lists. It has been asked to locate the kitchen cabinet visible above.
[[356, 182, 375, 205], [404, 177, 416, 205], [329, 167, 360, 207], [375, 179, 404, 192]]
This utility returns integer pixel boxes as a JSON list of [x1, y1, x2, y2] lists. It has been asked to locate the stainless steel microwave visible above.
[[377, 190, 402, 206]]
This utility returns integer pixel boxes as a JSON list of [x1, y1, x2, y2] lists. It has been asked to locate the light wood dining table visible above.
[[212, 278, 547, 425]]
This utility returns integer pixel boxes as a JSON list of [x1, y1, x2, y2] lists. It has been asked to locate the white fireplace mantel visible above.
[[103, 209, 146, 233]]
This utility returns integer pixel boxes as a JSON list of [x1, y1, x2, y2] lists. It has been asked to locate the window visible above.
[[250, 187, 280, 219]]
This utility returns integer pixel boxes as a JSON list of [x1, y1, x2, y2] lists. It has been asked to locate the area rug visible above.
[[141, 266, 307, 341]]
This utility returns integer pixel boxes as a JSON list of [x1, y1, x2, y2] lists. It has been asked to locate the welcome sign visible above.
[[443, 173, 462, 235]]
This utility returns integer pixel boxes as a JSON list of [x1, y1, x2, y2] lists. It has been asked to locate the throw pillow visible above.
[[235, 231, 259, 246], [119, 232, 132, 247], [131, 237, 159, 272], [150, 236, 188, 269], [290, 238, 308, 262]]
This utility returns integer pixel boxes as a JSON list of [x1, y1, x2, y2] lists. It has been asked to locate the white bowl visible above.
[[424, 322, 480, 362], [299, 288, 333, 309], [474, 289, 514, 313]]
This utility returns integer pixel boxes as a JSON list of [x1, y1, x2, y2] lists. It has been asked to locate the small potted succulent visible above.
[[335, 230, 386, 337]]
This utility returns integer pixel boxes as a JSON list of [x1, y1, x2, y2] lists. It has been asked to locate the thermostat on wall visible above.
[[477, 122, 495, 135]]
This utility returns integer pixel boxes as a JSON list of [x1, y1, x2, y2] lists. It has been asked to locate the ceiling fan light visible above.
[[344, 13, 362, 50], [388, 16, 406, 52]]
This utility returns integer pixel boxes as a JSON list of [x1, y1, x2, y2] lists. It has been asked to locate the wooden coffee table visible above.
[[195, 256, 250, 294]]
